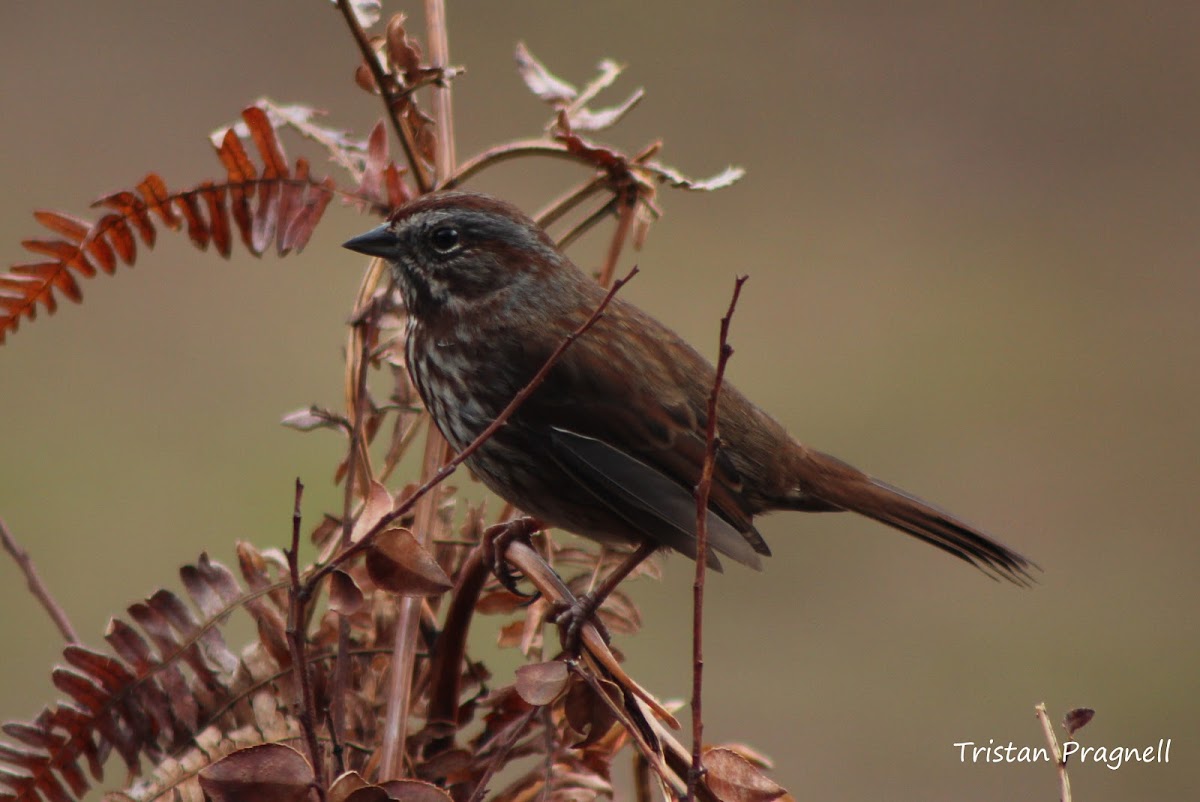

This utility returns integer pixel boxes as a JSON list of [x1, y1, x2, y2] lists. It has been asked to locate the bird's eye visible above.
[[429, 225, 461, 254]]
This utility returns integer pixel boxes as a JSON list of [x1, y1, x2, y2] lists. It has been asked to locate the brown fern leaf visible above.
[[0, 105, 347, 346], [0, 551, 293, 802]]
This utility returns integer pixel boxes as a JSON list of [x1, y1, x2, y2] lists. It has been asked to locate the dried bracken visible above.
[[0, 106, 365, 344]]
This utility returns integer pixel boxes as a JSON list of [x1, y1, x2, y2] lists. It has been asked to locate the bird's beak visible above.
[[342, 224, 397, 259]]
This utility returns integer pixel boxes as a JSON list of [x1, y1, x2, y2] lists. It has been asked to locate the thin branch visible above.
[[567, 659, 682, 796], [1035, 702, 1073, 802], [539, 140, 663, 246], [334, 0, 433, 193], [342, 279, 384, 507], [556, 196, 619, 252], [329, 296, 378, 766], [0, 517, 78, 643], [687, 276, 747, 802], [464, 705, 541, 802], [596, 189, 638, 287], [442, 140, 577, 189], [285, 479, 325, 794], [502, 539, 677, 727], [535, 175, 608, 228]]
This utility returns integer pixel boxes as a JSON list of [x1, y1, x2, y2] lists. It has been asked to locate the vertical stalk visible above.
[[379, 0, 457, 779]]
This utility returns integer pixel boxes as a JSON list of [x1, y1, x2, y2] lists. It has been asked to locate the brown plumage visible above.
[[344, 191, 1035, 592]]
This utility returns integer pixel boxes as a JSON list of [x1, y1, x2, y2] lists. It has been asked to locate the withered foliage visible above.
[[0, 106, 366, 344], [0, 5, 777, 802]]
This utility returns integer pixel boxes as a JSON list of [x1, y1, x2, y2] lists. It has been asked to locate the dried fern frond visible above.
[[0, 547, 322, 802], [0, 105, 407, 345]]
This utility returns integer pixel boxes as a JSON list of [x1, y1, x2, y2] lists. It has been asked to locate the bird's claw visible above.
[[481, 517, 542, 599], [549, 592, 610, 654]]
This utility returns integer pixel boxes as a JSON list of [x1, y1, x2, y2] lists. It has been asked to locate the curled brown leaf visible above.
[[329, 569, 365, 616], [197, 743, 314, 802], [366, 527, 452, 596]]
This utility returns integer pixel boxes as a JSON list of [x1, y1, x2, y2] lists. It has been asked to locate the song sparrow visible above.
[[344, 191, 1034, 619]]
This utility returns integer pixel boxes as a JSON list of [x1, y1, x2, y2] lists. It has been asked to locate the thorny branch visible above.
[[687, 276, 747, 802]]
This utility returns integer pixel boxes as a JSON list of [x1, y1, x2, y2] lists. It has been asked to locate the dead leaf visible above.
[[514, 660, 569, 706], [329, 570, 365, 616], [1064, 707, 1095, 737], [385, 15, 423, 80], [475, 590, 527, 615], [564, 676, 620, 747], [281, 406, 346, 432], [198, 743, 314, 802], [366, 527, 452, 596], [569, 89, 644, 132], [496, 619, 525, 649], [643, 162, 745, 191], [702, 748, 786, 802], [714, 743, 775, 769], [329, 771, 371, 802], [595, 589, 641, 636], [514, 42, 577, 104], [351, 481, 394, 543], [345, 787, 392, 802], [377, 779, 454, 802]]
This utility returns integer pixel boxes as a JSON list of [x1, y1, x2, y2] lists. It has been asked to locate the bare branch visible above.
[[285, 479, 325, 793], [443, 140, 577, 189], [688, 276, 747, 802], [0, 517, 79, 643], [1035, 702, 1073, 802], [596, 189, 638, 287]]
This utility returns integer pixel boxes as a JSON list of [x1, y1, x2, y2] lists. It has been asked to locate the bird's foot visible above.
[[549, 592, 611, 654], [481, 516, 543, 598]]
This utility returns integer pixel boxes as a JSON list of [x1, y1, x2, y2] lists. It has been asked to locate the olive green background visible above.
[[2, 3, 1197, 800]]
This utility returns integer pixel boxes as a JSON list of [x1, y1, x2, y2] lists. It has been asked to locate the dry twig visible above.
[[0, 517, 78, 643], [688, 276, 747, 801]]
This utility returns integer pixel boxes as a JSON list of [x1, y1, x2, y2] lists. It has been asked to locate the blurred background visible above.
[[1, 2, 1197, 800]]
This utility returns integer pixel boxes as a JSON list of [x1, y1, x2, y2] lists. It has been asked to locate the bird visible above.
[[343, 191, 1035, 634]]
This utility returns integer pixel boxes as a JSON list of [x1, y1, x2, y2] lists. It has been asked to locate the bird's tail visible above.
[[794, 449, 1037, 585]]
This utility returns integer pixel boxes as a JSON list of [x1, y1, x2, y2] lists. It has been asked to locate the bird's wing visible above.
[[544, 426, 763, 569], [518, 294, 770, 567]]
